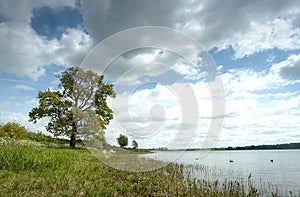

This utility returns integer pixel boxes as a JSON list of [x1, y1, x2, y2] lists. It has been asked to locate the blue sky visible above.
[[0, 0, 300, 148]]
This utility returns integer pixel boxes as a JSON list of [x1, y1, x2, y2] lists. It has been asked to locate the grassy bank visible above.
[[0, 140, 275, 196]]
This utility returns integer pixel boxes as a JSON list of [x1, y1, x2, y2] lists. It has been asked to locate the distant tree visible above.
[[29, 67, 116, 148], [132, 139, 138, 149], [117, 134, 128, 148], [0, 122, 27, 139]]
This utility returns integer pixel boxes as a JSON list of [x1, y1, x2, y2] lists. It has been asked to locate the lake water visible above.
[[141, 149, 300, 196]]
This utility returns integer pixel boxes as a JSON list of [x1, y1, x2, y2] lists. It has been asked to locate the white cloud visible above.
[[104, 80, 222, 148], [51, 28, 94, 67], [0, 22, 46, 80], [104, 54, 300, 148], [109, 84, 182, 137], [222, 68, 289, 95], [0, 22, 93, 80], [0, 0, 93, 81], [214, 64, 300, 147], [14, 84, 35, 91], [227, 18, 300, 59], [173, 61, 201, 81]]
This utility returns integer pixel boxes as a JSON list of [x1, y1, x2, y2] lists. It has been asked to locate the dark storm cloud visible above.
[[279, 60, 300, 80], [81, 0, 300, 51]]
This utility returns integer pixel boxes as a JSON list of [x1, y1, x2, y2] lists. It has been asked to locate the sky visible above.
[[0, 0, 300, 148]]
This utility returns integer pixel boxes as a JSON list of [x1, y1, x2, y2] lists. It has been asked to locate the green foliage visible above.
[[117, 134, 128, 148], [132, 139, 138, 149], [29, 90, 72, 137], [0, 124, 5, 138], [0, 122, 27, 139], [29, 67, 116, 148], [24, 132, 53, 142]]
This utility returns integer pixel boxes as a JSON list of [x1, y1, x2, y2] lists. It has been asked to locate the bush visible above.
[[0, 122, 27, 139]]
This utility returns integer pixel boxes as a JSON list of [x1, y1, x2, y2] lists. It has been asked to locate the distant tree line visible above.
[[215, 143, 300, 150]]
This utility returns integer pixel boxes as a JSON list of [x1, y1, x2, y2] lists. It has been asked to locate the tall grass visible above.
[[0, 141, 76, 172]]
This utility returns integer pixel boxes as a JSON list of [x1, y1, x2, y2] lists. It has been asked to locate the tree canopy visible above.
[[117, 134, 128, 148], [29, 67, 116, 148]]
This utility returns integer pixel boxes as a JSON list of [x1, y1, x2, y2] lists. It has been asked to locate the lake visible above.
[[141, 149, 300, 196]]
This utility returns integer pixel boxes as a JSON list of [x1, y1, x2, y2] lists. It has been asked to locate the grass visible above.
[[0, 139, 282, 197]]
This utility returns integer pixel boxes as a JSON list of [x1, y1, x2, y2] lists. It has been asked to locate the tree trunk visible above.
[[70, 132, 76, 148]]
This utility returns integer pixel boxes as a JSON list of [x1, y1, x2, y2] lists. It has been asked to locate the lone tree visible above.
[[117, 134, 128, 148], [29, 67, 116, 148], [132, 139, 138, 149]]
